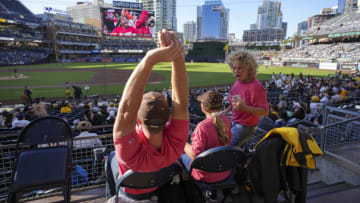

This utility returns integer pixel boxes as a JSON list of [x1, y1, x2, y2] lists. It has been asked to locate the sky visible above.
[[20, 0, 339, 39]]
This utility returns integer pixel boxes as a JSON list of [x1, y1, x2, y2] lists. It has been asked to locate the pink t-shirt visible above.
[[227, 78, 269, 126], [114, 118, 189, 195], [191, 114, 232, 183]]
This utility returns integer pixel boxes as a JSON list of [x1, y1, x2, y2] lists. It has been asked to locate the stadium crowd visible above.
[[275, 42, 360, 63], [304, 11, 360, 37], [0, 49, 48, 65]]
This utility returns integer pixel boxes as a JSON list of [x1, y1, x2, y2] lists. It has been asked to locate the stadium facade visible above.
[[0, 0, 50, 65], [0, 0, 157, 65], [196, 0, 229, 41], [275, 0, 360, 71]]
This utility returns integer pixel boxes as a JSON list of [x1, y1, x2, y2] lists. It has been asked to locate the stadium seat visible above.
[[114, 161, 181, 202], [7, 117, 73, 203], [189, 146, 246, 203]]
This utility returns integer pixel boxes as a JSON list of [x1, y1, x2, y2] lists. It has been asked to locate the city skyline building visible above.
[[256, 0, 283, 30], [138, 0, 177, 32], [337, 0, 346, 14], [242, 0, 286, 44], [66, 0, 112, 29], [196, 0, 229, 40], [295, 20, 308, 47], [183, 21, 196, 43], [344, 0, 359, 12]]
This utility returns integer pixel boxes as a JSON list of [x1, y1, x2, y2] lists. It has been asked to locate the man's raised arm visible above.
[[113, 33, 183, 138], [169, 33, 188, 120]]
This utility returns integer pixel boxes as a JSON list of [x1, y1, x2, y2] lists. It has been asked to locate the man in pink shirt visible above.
[[181, 90, 232, 183], [224, 51, 269, 149], [107, 31, 189, 197]]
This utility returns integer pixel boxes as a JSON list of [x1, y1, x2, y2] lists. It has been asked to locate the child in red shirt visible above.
[[181, 90, 232, 183]]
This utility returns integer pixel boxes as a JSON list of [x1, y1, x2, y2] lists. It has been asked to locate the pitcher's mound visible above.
[[0, 75, 29, 80]]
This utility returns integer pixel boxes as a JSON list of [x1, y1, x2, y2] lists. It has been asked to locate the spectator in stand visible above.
[[309, 96, 322, 121], [1, 110, 13, 128], [65, 82, 71, 98], [32, 98, 47, 118], [60, 101, 72, 114], [106, 110, 116, 124], [107, 30, 188, 198], [72, 85, 83, 102], [85, 106, 108, 126], [275, 110, 288, 127], [224, 51, 269, 149], [331, 89, 343, 104], [11, 112, 30, 128], [268, 104, 279, 122], [275, 77, 283, 89], [277, 94, 287, 110], [320, 92, 330, 104], [23, 85, 32, 105], [340, 88, 347, 101], [271, 72, 276, 80], [74, 121, 102, 149], [181, 90, 232, 183], [291, 102, 306, 121]]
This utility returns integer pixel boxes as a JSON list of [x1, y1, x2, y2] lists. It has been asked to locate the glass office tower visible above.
[[197, 0, 229, 40]]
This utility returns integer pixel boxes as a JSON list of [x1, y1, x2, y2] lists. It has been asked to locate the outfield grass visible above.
[[0, 62, 336, 101]]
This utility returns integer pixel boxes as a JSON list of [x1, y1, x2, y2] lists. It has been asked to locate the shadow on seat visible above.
[[114, 162, 181, 202], [190, 146, 246, 203], [7, 116, 73, 203]]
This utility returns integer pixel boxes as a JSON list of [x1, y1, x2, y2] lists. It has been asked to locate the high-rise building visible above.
[[337, 0, 346, 14], [344, 0, 359, 12], [295, 21, 308, 47], [250, 24, 257, 30], [281, 22, 287, 38], [183, 21, 196, 43], [242, 0, 286, 44], [138, 0, 177, 32], [66, 0, 112, 28], [196, 0, 229, 40], [256, 0, 282, 30], [296, 21, 308, 36]]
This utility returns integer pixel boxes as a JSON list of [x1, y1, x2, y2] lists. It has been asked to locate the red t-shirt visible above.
[[227, 78, 269, 126], [114, 118, 189, 195], [191, 114, 232, 183]]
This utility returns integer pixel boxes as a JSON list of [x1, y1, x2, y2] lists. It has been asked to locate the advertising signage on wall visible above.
[[113, 1, 143, 9], [101, 8, 155, 38]]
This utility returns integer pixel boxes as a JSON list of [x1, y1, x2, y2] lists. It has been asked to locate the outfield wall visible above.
[[319, 62, 338, 70]]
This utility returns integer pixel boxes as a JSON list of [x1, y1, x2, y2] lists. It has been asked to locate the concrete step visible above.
[[308, 186, 360, 203], [307, 182, 355, 200]]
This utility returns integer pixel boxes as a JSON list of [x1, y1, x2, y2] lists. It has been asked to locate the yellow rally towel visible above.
[[255, 127, 323, 169]]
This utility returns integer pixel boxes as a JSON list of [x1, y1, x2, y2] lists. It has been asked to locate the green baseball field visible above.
[[0, 62, 336, 102]]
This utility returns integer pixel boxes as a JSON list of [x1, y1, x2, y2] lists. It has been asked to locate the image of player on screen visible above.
[[135, 10, 154, 37], [111, 9, 136, 36]]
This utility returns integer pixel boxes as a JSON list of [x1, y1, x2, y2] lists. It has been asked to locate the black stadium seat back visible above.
[[17, 116, 73, 145], [190, 146, 245, 174], [8, 117, 73, 203], [12, 146, 70, 192], [117, 163, 181, 189], [114, 162, 182, 202]]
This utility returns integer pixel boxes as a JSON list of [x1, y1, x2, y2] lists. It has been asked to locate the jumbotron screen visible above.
[[101, 8, 155, 38]]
